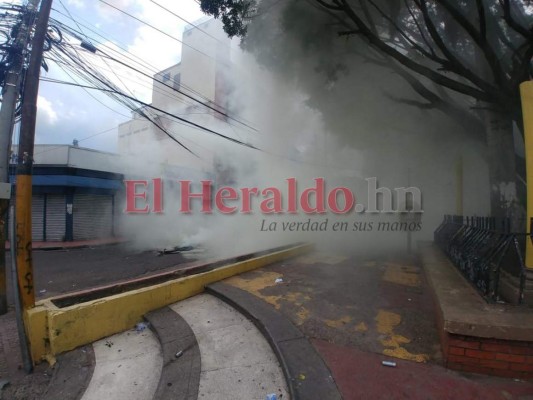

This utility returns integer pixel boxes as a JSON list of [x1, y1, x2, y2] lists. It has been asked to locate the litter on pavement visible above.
[[135, 322, 149, 332], [382, 360, 397, 367]]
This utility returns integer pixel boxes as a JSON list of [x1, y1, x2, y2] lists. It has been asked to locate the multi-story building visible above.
[[117, 17, 233, 173]]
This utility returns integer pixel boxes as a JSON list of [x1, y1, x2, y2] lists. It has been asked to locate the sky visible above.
[[20, 0, 206, 152]]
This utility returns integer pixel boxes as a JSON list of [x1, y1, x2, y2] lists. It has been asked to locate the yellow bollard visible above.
[[520, 81, 533, 269]]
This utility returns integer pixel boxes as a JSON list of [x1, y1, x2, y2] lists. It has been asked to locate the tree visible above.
[[200, 0, 533, 230]]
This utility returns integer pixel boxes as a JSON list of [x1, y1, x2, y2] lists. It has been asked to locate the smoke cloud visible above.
[[116, 5, 491, 259]]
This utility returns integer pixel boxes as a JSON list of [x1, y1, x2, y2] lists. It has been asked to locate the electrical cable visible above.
[[98, 0, 213, 60], [49, 14, 258, 131], [40, 77, 258, 150]]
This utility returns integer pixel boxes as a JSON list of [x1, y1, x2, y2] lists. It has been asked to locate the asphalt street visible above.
[[5, 244, 199, 303]]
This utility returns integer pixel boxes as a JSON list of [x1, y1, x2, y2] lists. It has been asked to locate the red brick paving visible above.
[[313, 339, 533, 400]]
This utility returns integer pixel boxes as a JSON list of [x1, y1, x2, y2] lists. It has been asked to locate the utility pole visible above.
[[520, 81, 533, 269], [16, 0, 53, 311], [0, 0, 40, 315]]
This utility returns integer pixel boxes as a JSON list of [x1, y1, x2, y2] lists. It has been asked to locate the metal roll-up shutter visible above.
[[74, 194, 113, 240], [31, 195, 45, 242], [46, 194, 66, 241]]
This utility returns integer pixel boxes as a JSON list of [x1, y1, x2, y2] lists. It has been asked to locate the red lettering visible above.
[[152, 178, 164, 213], [260, 187, 282, 213], [124, 180, 149, 213], [180, 180, 212, 213], [328, 187, 355, 214], [216, 187, 238, 214], [287, 178, 297, 213], [240, 187, 259, 213], [301, 178, 326, 214]]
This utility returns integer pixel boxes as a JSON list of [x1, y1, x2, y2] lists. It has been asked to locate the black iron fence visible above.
[[434, 215, 527, 304]]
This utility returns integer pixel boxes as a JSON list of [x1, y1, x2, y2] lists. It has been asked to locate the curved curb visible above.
[[144, 307, 201, 400], [206, 282, 342, 400], [42, 345, 95, 400], [25, 242, 313, 363]]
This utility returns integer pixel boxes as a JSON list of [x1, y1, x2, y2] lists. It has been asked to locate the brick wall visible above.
[[443, 333, 533, 380]]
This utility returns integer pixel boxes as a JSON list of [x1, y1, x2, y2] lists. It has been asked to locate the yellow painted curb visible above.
[[25, 243, 313, 363]]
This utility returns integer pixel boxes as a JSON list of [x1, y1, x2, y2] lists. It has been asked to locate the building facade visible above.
[[10, 145, 123, 242], [117, 17, 233, 172]]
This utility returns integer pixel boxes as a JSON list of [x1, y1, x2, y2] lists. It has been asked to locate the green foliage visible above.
[[200, 0, 256, 38], [199, 0, 533, 119]]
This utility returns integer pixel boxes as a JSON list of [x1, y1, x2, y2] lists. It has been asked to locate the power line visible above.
[[57, 0, 85, 40], [46, 55, 198, 110], [40, 77, 258, 150], [98, 0, 213, 60], [45, 41, 196, 154], [38, 77, 355, 173], [49, 62, 132, 119], [33, 126, 118, 156], [49, 15, 258, 131], [51, 8, 165, 81], [150, 0, 229, 47], [50, 8, 216, 107], [96, 47, 257, 131]]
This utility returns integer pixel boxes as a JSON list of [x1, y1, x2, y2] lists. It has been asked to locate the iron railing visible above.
[[434, 215, 527, 304]]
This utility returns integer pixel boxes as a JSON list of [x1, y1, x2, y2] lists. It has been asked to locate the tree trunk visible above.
[[486, 110, 526, 232]]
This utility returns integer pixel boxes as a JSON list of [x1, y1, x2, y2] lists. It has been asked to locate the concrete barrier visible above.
[[24, 243, 313, 364]]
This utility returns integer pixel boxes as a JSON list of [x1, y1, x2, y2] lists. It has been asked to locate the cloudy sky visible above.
[[26, 0, 206, 152]]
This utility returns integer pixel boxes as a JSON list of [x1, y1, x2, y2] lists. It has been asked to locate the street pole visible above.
[[520, 81, 533, 270], [16, 0, 53, 311], [0, 0, 40, 315]]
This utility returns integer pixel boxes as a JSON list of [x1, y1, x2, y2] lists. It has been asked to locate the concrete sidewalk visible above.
[[0, 309, 53, 400], [2, 249, 533, 399], [218, 251, 533, 399]]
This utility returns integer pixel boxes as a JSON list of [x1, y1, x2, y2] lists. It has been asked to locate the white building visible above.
[[117, 17, 234, 173]]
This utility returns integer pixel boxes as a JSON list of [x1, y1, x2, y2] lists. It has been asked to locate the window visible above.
[[173, 73, 181, 89], [162, 72, 171, 82]]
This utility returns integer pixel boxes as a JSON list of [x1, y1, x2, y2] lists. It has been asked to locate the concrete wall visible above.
[[180, 18, 230, 104], [67, 147, 122, 173], [13, 145, 122, 173], [152, 64, 182, 111], [116, 17, 231, 174]]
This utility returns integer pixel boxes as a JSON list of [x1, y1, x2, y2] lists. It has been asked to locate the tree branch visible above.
[[416, 0, 497, 94], [435, 0, 505, 87], [476, 0, 486, 43], [367, 0, 447, 65], [330, 0, 495, 103], [404, 0, 435, 57], [338, 29, 361, 36], [512, 44, 533, 86], [382, 93, 435, 109], [365, 51, 485, 140], [499, 0, 532, 39], [359, 0, 378, 34], [316, 0, 343, 11]]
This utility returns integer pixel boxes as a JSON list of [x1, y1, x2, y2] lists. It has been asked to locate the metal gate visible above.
[[45, 194, 66, 241], [73, 194, 113, 240], [31, 195, 45, 242]]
